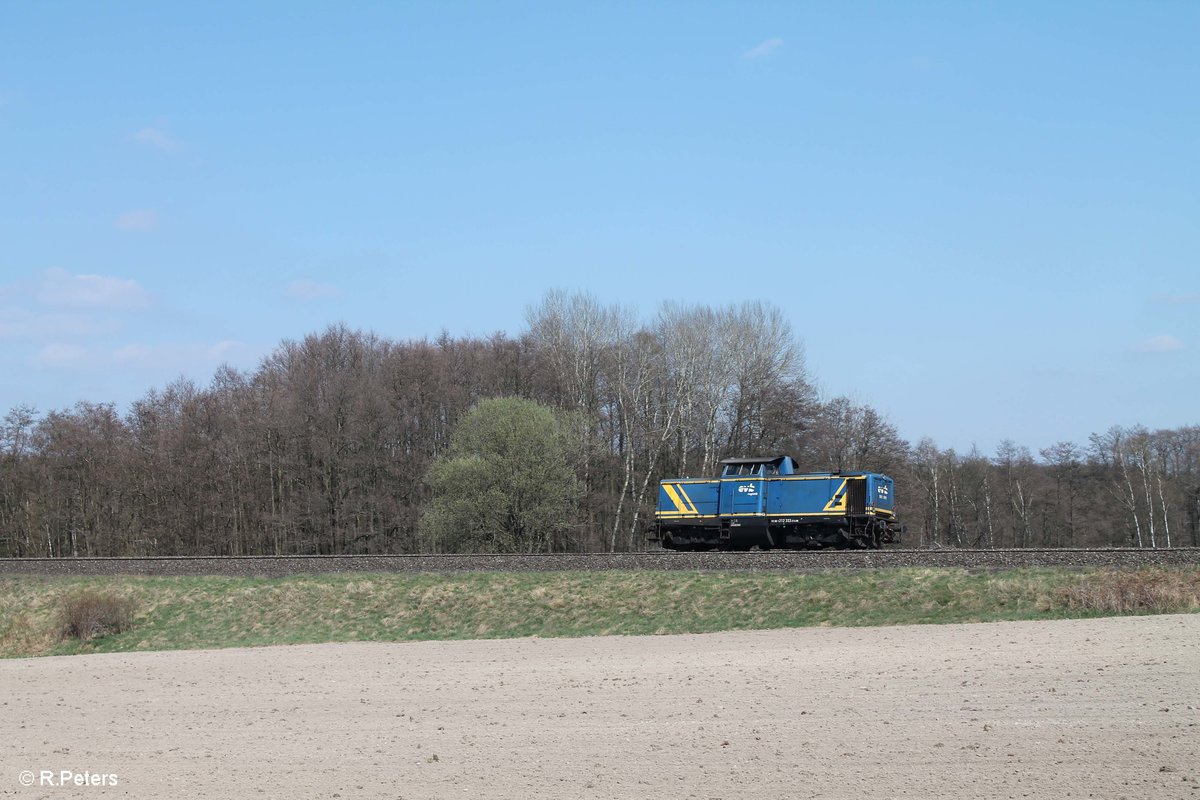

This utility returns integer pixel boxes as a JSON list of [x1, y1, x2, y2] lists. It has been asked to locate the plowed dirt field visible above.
[[3, 615, 1198, 799]]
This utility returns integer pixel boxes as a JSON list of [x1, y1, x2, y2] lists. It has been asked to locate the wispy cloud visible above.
[[36, 268, 153, 310], [33, 343, 90, 369], [1150, 293, 1200, 306], [0, 306, 124, 339], [112, 340, 253, 369], [285, 280, 342, 300], [133, 126, 183, 152], [744, 38, 784, 60], [31, 340, 254, 372], [116, 209, 159, 232], [1131, 334, 1184, 354]]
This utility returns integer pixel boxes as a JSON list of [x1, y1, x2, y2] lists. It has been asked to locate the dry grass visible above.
[[1057, 568, 1200, 613], [1, 567, 1197, 659], [58, 590, 137, 641], [0, 611, 56, 655]]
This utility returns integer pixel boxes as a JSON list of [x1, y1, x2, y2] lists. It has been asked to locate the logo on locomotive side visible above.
[[737, 484, 758, 495], [877, 485, 889, 499]]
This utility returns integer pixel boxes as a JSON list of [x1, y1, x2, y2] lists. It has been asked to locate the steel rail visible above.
[[1, 548, 1198, 577]]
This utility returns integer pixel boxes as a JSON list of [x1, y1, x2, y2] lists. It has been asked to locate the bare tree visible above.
[[1040, 441, 1083, 547], [1089, 426, 1144, 547], [525, 290, 622, 545], [0, 405, 39, 556], [995, 440, 1036, 548]]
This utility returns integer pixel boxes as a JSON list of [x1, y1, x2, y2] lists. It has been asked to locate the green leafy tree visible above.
[[420, 397, 580, 552]]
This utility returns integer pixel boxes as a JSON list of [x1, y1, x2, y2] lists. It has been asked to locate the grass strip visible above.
[[2, 566, 1198, 659]]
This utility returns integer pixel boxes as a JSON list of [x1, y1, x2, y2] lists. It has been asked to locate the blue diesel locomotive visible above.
[[651, 455, 903, 550]]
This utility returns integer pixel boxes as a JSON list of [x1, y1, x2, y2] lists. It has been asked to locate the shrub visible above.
[[59, 590, 136, 641], [1057, 569, 1200, 614]]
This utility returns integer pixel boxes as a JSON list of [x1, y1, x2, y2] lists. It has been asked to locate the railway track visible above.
[[2, 548, 1199, 577]]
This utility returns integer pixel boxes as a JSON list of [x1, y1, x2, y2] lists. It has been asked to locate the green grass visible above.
[[2, 567, 1198, 659]]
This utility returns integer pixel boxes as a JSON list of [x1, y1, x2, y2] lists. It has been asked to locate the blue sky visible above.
[[2, 1, 1197, 454]]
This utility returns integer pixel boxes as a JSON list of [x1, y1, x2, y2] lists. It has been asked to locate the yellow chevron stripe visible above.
[[823, 479, 849, 512], [662, 484, 685, 513], [675, 484, 698, 514], [662, 483, 698, 515]]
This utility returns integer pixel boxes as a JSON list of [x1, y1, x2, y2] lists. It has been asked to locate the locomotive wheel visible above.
[[868, 526, 882, 549]]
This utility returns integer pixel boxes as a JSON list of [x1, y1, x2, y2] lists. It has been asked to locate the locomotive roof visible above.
[[719, 455, 795, 465]]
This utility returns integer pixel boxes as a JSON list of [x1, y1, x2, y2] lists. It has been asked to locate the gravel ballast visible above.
[[2, 548, 1199, 577]]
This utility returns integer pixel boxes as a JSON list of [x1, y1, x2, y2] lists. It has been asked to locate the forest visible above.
[[1, 290, 1197, 556]]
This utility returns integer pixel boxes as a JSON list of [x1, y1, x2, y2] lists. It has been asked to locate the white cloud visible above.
[[1131, 334, 1184, 354], [33, 343, 90, 369], [744, 38, 784, 60], [285, 280, 342, 300], [132, 126, 183, 152], [111, 343, 156, 365], [0, 306, 123, 339], [36, 268, 153, 310], [116, 209, 159, 232]]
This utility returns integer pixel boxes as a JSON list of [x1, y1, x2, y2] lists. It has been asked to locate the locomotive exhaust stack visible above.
[[651, 455, 903, 551]]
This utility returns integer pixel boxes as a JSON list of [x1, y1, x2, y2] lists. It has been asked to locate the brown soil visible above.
[[3, 615, 1198, 799]]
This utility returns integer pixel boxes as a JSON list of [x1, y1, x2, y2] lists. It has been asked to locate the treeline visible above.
[[0, 291, 1197, 555], [908, 427, 1200, 549]]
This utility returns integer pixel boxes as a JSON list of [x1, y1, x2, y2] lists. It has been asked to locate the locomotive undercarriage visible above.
[[658, 516, 902, 551]]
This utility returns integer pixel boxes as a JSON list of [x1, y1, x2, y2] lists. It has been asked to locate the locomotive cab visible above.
[[719, 455, 797, 477]]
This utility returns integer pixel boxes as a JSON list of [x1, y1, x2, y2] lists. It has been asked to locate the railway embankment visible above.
[[3, 564, 1199, 658]]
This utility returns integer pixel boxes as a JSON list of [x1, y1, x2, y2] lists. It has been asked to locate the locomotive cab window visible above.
[[722, 463, 765, 477]]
